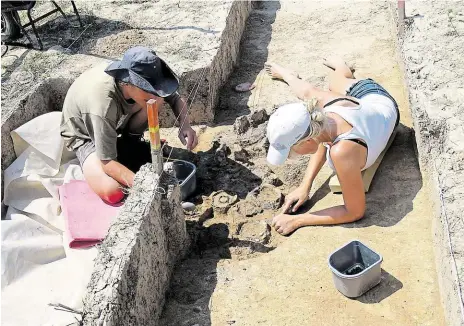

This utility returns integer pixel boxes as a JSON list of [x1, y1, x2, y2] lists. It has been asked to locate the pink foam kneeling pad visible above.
[[59, 180, 122, 249]]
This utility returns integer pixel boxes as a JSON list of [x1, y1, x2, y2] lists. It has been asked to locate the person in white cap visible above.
[[265, 58, 399, 235]]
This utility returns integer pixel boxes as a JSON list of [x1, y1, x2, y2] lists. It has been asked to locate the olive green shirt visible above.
[[60, 63, 179, 161]]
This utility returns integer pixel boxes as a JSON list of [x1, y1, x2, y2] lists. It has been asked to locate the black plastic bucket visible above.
[[168, 160, 197, 201]]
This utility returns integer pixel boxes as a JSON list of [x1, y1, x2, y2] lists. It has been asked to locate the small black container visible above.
[[167, 160, 197, 200]]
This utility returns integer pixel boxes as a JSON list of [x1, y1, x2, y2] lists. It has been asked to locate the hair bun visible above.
[[311, 110, 324, 122], [303, 98, 327, 139]]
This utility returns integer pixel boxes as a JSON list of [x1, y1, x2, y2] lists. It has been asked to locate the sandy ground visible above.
[[160, 1, 445, 325]]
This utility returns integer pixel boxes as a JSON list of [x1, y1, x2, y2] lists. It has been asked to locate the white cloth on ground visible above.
[[1, 112, 97, 326]]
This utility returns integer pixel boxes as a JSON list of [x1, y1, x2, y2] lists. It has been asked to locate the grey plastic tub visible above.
[[328, 240, 383, 298], [168, 159, 197, 201]]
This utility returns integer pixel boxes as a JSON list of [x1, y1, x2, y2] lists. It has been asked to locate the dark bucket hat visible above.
[[105, 46, 179, 97]]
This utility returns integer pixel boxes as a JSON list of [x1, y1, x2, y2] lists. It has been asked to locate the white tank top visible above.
[[323, 94, 397, 171]]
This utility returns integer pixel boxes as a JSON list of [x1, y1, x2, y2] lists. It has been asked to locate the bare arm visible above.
[[282, 143, 327, 213], [86, 114, 136, 187], [102, 160, 135, 187], [169, 94, 198, 150], [126, 95, 190, 135], [300, 143, 327, 191], [294, 143, 366, 226], [169, 95, 190, 128]]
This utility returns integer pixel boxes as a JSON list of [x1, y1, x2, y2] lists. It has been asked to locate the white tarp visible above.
[[1, 112, 97, 326]]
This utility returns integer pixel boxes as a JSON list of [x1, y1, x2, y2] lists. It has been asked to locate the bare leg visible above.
[[265, 63, 301, 79], [324, 56, 360, 95], [82, 153, 125, 204], [265, 62, 358, 108], [323, 56, 355, 77]]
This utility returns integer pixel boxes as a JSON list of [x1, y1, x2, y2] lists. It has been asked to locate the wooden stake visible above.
[[398, 0, 406, 35], [147, 99, 163, 175]]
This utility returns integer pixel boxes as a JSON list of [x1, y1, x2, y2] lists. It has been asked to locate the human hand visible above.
[[281, 186, 310, 214], [271, 213, 301, 236], [179, 125, 198, 151]]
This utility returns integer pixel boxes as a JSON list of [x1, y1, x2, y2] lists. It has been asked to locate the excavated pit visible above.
[[159, 1, 455, 325]]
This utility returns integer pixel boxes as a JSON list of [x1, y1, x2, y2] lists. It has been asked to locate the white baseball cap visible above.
[[266, 102, 310, 165]]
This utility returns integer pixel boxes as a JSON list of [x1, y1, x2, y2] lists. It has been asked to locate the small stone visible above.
[[200, 207, 214, 221], [246, 184, 283, 210], [234, 116, 250, 134], [418, 64, 431, 80], [215, 142, 231, 166], [234, 201, 262, 217], [234, 82, 255, 92], [237, 221, 271, 244], [193, 306, 202, 313], [47, 45, 72, 54], [263, 173, 283, 187], [260, 137, 270, 151], [211, 138, 221, 149], [212, 191, 238, 214], [249, 109, 269, 127], [182, 202, 196, 211], [233, 145, 250, 163], [408, 53, 422, 65], [239, 123, 268, 146], [217, 142, 231, 155], [163, 161, 175, 175]]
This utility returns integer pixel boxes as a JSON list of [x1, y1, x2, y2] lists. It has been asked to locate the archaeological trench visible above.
[[1, 1, 463, 325]]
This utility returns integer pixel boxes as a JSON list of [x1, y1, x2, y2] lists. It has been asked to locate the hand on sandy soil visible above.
[[264, 62, 301, 80], [282, 186, 310, 214], [271, 213, 301, 236], [179, 125, 198, 151]]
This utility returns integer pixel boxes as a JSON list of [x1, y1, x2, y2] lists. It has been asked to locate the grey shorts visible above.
[[76, 141, 97, 167], [75, 136, 152, 172]]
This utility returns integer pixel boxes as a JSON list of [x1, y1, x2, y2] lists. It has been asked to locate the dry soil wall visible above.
[[393, 2, 464, 325], [81, 165, 189, 326]]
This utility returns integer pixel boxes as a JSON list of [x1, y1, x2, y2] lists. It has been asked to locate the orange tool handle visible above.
[[147, 99, 161, 151]]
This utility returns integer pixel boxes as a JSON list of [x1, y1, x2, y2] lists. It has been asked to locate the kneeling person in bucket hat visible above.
[[61, 46, 198, 204]]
